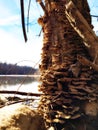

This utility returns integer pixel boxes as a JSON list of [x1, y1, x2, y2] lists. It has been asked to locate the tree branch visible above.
[[65, 1, 98, 64], [91, 15, 98, 18], [37, 0, 48, 15], [20, 0, 27, 42], [0, 90, 42, 97], [77, 55, 98, 71]]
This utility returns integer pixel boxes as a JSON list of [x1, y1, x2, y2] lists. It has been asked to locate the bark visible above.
[[37, 0, 98, 129], [65, 1, 98, 64]]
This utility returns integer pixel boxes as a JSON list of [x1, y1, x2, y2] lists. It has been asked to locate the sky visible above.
[[88, 0, 98, 34], [0, 0, 98, 68], [0, 0, 43, 68]]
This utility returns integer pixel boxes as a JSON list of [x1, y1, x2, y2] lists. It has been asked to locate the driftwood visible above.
[[65, 1, 98, 64]]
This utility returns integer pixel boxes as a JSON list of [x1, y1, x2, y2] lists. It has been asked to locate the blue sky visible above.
[[88, 0, 98, 34], [0, 0, 43, 67], [0, 0, 98, 67]]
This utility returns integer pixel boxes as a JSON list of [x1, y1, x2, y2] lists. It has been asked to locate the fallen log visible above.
[[65, 1, 98, 64]]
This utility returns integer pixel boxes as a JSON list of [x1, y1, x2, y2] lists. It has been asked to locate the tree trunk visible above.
[[38, 0, 98, 129]]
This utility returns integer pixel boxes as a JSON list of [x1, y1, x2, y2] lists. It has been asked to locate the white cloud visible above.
[[0, 4, 11, 19], [0, 15, 20, 26], [0, 0, 43, 68], [0, 29, 43, 67]]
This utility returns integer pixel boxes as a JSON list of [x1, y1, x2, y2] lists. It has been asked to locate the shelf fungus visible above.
[[37, 0, 98, 129]]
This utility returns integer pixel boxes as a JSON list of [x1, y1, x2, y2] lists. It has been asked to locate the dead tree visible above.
[[37, 0, 98, 130]]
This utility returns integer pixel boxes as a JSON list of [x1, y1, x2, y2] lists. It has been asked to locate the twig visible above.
[[91, 15, 98, 18], [20, 0, 27, 42], [27, 0, 31, 32], [37, 0, 48, 15], [0, 98, 36, 108]]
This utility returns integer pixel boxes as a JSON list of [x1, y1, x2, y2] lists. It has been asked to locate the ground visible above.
[[0, 103, 46, 130]]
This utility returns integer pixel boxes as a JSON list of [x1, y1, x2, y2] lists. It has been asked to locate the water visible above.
[[0, 75, 41, 98]]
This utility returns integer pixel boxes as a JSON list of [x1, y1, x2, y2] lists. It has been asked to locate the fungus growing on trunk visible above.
[[37, 1, 98, 129]]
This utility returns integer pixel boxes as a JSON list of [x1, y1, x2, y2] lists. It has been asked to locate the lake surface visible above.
[[0, 75, 41, 98]]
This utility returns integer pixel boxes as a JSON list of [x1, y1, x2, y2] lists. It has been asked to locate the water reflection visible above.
[[0, 75, 41, 96], [0, 75, 39, 85]]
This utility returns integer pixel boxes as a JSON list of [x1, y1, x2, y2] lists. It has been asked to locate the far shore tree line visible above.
[[0, 62, 38, 75]]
